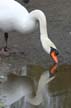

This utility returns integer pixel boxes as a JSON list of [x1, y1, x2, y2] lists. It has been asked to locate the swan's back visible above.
[[0, 0, 30, 32], [0, 0, 29, 18]]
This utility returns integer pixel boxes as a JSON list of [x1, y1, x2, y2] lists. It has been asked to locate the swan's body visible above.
[[0, 0, 35, 32], [0, 0, 59, 63]]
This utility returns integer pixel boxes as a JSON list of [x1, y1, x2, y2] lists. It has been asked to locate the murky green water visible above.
[[0, 58, 71, 108]]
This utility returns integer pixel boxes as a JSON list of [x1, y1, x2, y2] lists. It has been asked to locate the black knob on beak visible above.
[[23, 0, 30, 4], [51, 47, 59, 55]]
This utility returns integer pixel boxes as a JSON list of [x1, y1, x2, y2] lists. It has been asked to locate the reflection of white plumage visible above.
[[0, 71, 55, 107], [28, 71, 55, 105], [0, 0, 58, 63], [0, 75, 34, 107]]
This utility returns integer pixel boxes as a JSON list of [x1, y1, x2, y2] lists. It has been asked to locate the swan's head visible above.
[[41, 37, 59, 63], [23, 0, 30, 4], [50, 46, 59, 64], [47, 39, 59, 63]]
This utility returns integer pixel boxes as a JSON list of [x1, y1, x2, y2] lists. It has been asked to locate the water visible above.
[[0, 61, 71, 108]]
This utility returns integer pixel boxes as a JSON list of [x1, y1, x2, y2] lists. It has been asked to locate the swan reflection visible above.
[[0, 64, 71, 108], [0, 63, 55, 108]]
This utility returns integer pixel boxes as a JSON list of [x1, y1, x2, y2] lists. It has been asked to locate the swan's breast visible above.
[[15, 16, 38, 33]]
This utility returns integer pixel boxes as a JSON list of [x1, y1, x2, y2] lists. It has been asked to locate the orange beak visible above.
[[50, 50, 58, 64]]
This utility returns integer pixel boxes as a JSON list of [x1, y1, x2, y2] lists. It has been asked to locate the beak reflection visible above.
[[49, 63, 58, 77]]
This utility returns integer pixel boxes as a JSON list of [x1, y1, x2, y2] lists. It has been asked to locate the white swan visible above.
[[0, 0, 59, 63]]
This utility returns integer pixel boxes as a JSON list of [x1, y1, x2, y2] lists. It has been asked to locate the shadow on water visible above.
[[0, 59, 71, 108]]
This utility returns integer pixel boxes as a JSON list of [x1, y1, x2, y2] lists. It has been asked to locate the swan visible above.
[[0, 0, 59, 63]]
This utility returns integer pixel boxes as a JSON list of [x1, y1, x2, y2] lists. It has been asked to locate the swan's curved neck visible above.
[[30, 10, 48, 38]]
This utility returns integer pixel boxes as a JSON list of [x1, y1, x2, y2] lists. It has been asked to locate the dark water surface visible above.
[[0, 60, 71, 108]]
